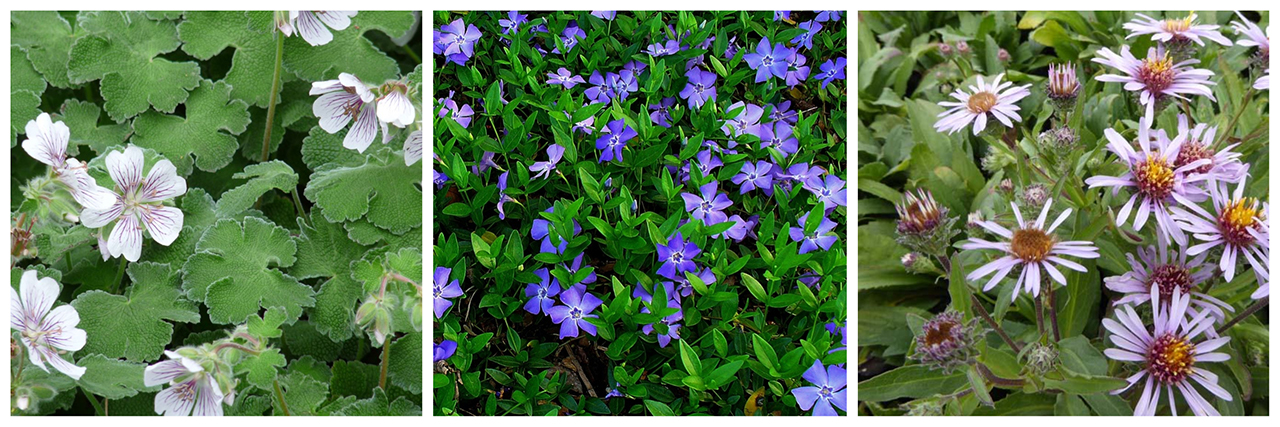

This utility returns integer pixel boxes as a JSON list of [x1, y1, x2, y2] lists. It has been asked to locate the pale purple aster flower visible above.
[[784, 52, 811, 87], [314, 73, 383, 151], [433, 267, 464, 318], [498, 11, 528, 35], [1084, 117, 1209, 246], [732, 160, 774, 195], [790, 212, 839, 254], [804, 174, 849, 210], [496, 172, 515, 220], [81, 145, 186, 262], [758, 121, 799, 156], [547, 286, 603, 339], [547, 67, 586, 89], [20, 113, 115, 209], [656, 232, 701, 280], [646, 39, 681, 57], [144, 350, 224, 416], [1256, 69, 1270, 90], [791, 359, 847, 416], [436, 18, 483, 65], [524, 268, 562, 315], [680, 68, 718, 109], [562, 253, 598, 287], [934, 73, 1031, 135], [815, 11, 842, 22], [649, 97, 676, 128], [774, 11, 791, 21], [722, 101, 764, 137], [607, 70, 639, 101], [1093, 45, 1216, 123], [793, 21, 822, 50], [1171, 177, 1269, 297], [591, 11, 617, 21], [529, 144, 566, 180], [11, 270, 86, 380], [531, 207, 582, 254], [681, 182, 733, 226], [962, 198, 1101, 297], [1124, 13, 1232, 47], [1104, 286, 1233, 416], [552, 22, 587, 54], [280, 11, 356, 47], [596, 119, 636, 163], [1231, 11, 1270, 56], [812, 57, 847, 89], [768, 101, 799, 124], [1105, 233, 1234, 323], [623, 60, 648, 75], [743, 37, 793, 83], [1169, 114, 1246, 185], [585, 71, 612, 104], [633, 284, 683, 347], [434, 340, 457, 362]]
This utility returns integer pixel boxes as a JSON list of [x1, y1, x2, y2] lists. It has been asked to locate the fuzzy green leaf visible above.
[[242, 348, 287, 390], [387, 331, 422, 394], [70, 262, 200, 362], [304, 148, 422, 233], [131, 79, 250, 175], [67, 11, 201, 121], [10, 11, 80, 89], [75, 355, 158, 399], [292, 212, 369, 341], [178, 11, 283, 107], [54, 99, 131, 156], [216, 160, 299, 217], [281, 12, 416, 84], [301, 125, 366, 171], [182, 217, 314, 325], [330, 387, 420, 416], [248, 306, 287, 339]]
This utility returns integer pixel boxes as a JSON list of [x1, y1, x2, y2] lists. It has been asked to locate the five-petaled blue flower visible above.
[[784, 52, 810, 87], [815, 11, 842, 22], [758, 121, 799, 156], [496, 171, 516, 220], [792, 20, 822, 50], [591, 11, 617, 21], [523, 268, 561, 315], [646, 39, 681, 57], [548, 286, 604, 339], [434, 340, 458, 363], [585, 71, 613, 105], [436, 19, 482, 66], [546, 67, 586, 89], [552, 22, 587, 54], [791, 359, 848, 416], [656, 232, 701, 280], [680, 69, 718, 109], [733, 160, 775, 195], [804, 174, 849, 210], [561, 253, 598, 288], [498, 11, 528, 35], [529, 144, 565, 180], [649, 97, 676, 128], [790, 212, 840, 254], [606, 71, 638, 101], [433, 267, 464, 318], [722, 101, 764, 137], [633, 283, 684, 347], [743, 37, 794, 83], [681, 181, 733, 225], [812, 57, 847, 89], [596, 120, 636, 163], [531, 207, 581, 254]]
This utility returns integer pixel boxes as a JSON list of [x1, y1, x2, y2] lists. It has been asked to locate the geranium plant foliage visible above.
[[432, 10, 848, 416], [856, 11, 1269, 416], [10, 10, 424, 416]]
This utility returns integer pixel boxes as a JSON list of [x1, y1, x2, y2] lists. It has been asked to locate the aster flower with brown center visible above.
[[962, 198, 1100, 297], [1093, 45, 1217, 122], [1123, 13, 1232, 47], [1104, 285, 1233, 416], [911, 310, 980, 373], [1171, 177, 1270, 299], [1084, 117, 1210, 247], [934, 73, 1031, 135], [1167, 114, 1247, 185], [1104, 233, 1235, 323]]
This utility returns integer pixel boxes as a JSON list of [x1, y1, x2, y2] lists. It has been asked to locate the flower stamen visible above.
[[1010, 228, 1055, 262], [966, 92, 997, 113], [1148, 333, 1195, 384]]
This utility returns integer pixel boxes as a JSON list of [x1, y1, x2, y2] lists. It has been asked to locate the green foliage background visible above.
[[10, 10, 423, 416], [857, 11, 1269, 416]]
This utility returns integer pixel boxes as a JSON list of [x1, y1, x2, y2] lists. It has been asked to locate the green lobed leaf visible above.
[[70, 261, 201, 362], [292, 212, 370, 341], [387, 331, 422, 394], [242, 347, 288, 390], [10, 11, 80, 89], [131, 79, 251, 175], [281, 11, 417, 84], [54, 99, 131, 156], [216, 160, 299, 217], [74, 354, 158, 399], [304, 147, 422, 233], [177, 11, 284, 108], [182, 217, 315, 325], [330, 387, 421, 416], [68, 11, 201, 122]]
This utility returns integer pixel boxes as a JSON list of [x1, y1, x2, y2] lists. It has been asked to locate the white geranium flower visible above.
[[278, 11, 357, 46], [10, 270, 87, 380], [21, 113, 116, 210], [376, 82, 416, 128], [312, 73, 386, 153], [81, 145, 187, 262], [144, 351, 225, 416], [404, 130, 423, 166]]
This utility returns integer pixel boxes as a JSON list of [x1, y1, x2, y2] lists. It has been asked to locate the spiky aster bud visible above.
[[912, 311, 982, 373], [1046, 63, 1080, 101], [894, 189, 959, 257], [1021, 342, 1059, 376], [1039, 127, 1078, 150], [997, 179, 1014, 195], [1019, 184, 1049, 211], [981, 147, 1015, 173], [901, 252, 919, 269]]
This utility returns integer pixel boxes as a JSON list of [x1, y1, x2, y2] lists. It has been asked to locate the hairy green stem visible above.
[[274, 378, 291, 416], [290, 190, 308, 225], [1047, 287, 1061, 342], [1217, 297, 1269, 334], [976, 362, 1024, 387], [261, 29, 285, 162], [1215, 87, 1256, 150], [111, 258, 128, 294], [80, 386, 105, 416], [214, 341, 261, 356], [970, 294, 1021, 353], [401, 44, 421, 63], [1034, 289, 1045, 337], [379, 336, 392, 390]]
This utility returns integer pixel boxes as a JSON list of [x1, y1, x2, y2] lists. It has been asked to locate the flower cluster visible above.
[[311, 72, 419, 155]]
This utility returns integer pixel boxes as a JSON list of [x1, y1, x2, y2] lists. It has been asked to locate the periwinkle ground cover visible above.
[[11, 11, 423, 416], [857, 11, 1269, 416], [432, 10, 848, 416]]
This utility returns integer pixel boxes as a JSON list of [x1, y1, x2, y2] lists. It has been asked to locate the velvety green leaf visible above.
[[182, 217, 314, 325], [131, 79, 251, 175], [68, 11, 201, 121], [71, 261, 200, 362]]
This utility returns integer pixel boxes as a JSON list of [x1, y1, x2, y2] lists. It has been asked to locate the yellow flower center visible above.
[[1218, 197, 1260, 246], [967, 92, 998, 114], [1163, 16, 1195, 34], [1134, 155, 1175, 199], [1138, 53, 1177, 94], [1148, 333, 1195, 384], [1010, 228, 1055, 262]]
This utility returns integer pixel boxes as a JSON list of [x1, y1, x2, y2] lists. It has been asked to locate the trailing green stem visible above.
[[261, 29, 285, 162], [290, 190, 308, 225]]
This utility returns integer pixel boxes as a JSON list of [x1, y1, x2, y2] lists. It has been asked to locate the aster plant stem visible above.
[[261, 29, 285, 162], [975, 362, 1024, 387], [1216, 86, 1256, 150], [1034, 290, 1045, 336], [1046, 288, 1061, 342], [1216, 296, 1269, 334], [970, 294, 1021, 353]]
